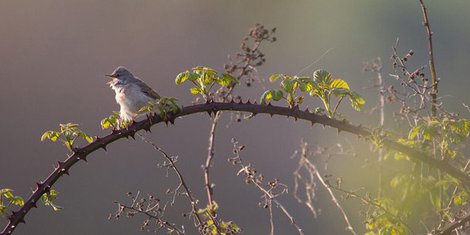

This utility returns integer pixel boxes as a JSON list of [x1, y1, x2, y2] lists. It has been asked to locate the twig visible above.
[[203, 112, 221, 207], [112, 191, 185, 234], [230, 139, 304, 235], [330, 185, 415, 234], [418, 0, 439, 117], [295, 141, 357, 235], [136, 133, 203, 227]]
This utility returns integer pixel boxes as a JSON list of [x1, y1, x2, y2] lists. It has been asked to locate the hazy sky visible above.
[[1, 0, 470, 234]]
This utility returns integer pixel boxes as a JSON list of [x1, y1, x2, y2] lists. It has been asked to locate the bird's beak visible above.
[[105, 74, 117, 79]]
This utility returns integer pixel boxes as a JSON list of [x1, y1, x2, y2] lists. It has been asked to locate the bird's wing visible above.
[[134, 78, 160, 100]]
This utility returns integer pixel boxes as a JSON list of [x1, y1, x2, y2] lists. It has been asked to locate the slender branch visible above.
[[295, 141, 357, 235], [2, 101, 470, 234], [330, 185, 415, 234], [136, 133, 203, 226], [203, 112, 221, 207], [418, 0, 439, 117]]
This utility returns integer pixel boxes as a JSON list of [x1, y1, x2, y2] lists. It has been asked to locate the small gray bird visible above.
[[106, 66, 160, 122]]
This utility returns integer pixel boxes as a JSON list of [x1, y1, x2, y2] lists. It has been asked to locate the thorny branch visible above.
[[3, 101, 470, 234], [293, 140, 357, 235], [228, 139, 304, 235]]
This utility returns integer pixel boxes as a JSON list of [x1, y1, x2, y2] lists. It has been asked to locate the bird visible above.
[[106, 66, 160, 123]]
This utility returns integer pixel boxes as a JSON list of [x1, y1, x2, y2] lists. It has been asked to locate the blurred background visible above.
[[1, 0, 470, 234]]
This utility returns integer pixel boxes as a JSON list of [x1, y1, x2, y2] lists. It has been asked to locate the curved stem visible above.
[[2, 101, 469, 234]]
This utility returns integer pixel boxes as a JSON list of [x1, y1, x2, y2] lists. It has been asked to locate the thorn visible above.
[[238, 99, 243, 104], [61, 168, 70, 175], [169, 117, 175, 125], [311, 121, 315, 126], [165, 120, 169, 126], [44, 185, 51, 193], [230, 98, 235, 103], [294, 116, 298, 121], [143, 126, 151, 132], [246, 100, 251, 105], [95, 136, 101, 141], [206, 110, 213, 117], [267, 102, 272, 107], [101, 144, 107, 151], [253, 100, 258, 105], [78, 155, 87, 162], [129, 132, 135, 140], [269, 113, 274, 117]]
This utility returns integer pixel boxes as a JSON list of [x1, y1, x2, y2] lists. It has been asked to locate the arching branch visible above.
[[2, 101, 469, 234]]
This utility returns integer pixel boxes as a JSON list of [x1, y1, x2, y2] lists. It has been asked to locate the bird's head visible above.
[[106, 66, 135, 82]]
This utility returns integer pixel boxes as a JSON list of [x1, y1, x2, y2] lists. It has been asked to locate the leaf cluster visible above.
[[260, 69, 365, 117], [197, 201, 241, 235], [41, 123, 93, 151], [0, 189, 24, 215], [175, 66, 238, 99]]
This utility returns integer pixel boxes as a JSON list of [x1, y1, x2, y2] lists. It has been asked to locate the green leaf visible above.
[[10, 196, 24, 206], [0, 188, 13, 195], [298, 81, 313, 92], [313, 69, 332, 84], [280, 79, 294, 93], [269, 74, 283, 82], [175, 71, 189, 85], [221, 73, 238, 84], [190, 87, 201, 95], [408, 126, 422, 140], [260, 90, 273, 105], [330, 79, 350, 90], [84, 135, 93, 143], [272, 90, 283, 101]]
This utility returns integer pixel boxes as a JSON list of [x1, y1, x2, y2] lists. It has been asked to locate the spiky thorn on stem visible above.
[[3, 102, 470, 235]]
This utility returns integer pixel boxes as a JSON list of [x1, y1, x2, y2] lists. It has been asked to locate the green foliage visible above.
[[100, 112, 123, 130], [260, 69, 365, 117], [408, 117, 470, 159], [41, 189, 62, 211], [197, 201, 241, 235], [0, 189, 24, 215], [41, 123, 93, 151], [139, 97, 182, 121], [175, 66, 238, 99]]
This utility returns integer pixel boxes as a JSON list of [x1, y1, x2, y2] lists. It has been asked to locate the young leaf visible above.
[[175, 71, 189, 85], [280, 79, 294, 93], [190, 87, 201, 95], [269, 74, 283, 82], [313, 69, 332, 84], [330, 79, 350, 90]]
